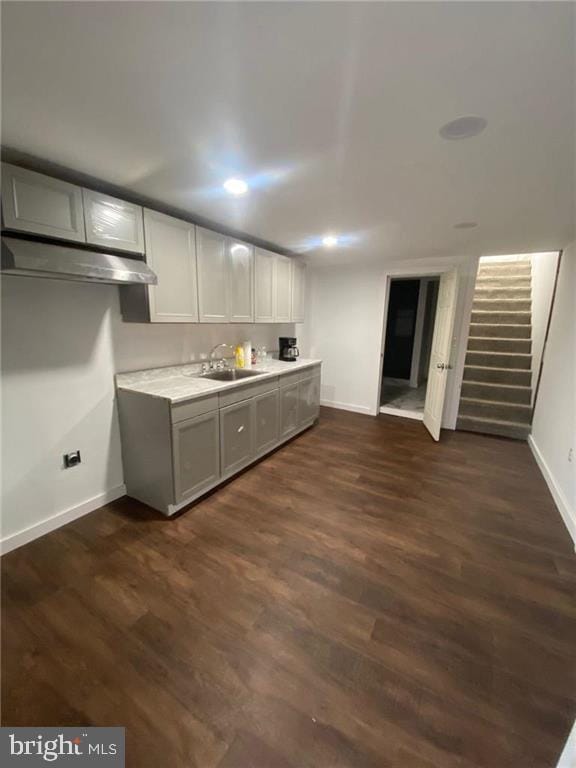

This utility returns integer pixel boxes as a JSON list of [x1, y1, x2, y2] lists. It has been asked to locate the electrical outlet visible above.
[[63, 450, 81, 468]]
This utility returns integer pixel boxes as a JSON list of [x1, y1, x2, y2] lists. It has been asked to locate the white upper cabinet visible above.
[[291, 260, 306, 323], [144, 209, 198, 323], [196, 227, 229, 323], [1, 163, 85, 243], [82, 189, 144, 253], [274, 255, 292, 322], [228, 240, 254, 322], [254, 248, 275, 323]]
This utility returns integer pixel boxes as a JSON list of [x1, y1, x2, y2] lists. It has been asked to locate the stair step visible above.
[[471, 310, 531, 325], [465, 350, 531, 369], [473, 298, 531, 312], [476, 275, 531, 289], [459, 397, 532, 424], [463, 365, 531, 386], [474, 286, 531, 301], [467, 336, 532, 353], [469, 323, 531, 339], [461, 380, 532, 405], [456, 415, 530, 441], [478, 263, 532, 277]]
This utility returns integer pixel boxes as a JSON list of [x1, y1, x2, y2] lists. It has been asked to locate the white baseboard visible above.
[[321, 399, 373, 416], [528, 435, 576, 549], [556, 719, 576, 768], [0, 484, 127, 556]]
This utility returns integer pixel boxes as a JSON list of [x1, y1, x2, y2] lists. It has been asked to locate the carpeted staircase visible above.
[[457, 257, 532, 440]]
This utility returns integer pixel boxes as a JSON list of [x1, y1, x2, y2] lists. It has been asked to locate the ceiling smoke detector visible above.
[[440, 116, 487, 140]]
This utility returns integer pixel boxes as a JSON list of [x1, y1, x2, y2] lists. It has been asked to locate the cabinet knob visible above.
[[237, 425, 244, 433]]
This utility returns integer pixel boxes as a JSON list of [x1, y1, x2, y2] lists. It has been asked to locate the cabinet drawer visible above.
[[299, 364, 321, 379], [218, 377, 279, 408], [171, 395, 219, 424], [278, 371, 301, 388]]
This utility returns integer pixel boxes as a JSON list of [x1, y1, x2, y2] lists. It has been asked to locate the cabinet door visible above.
[[144, 209, 199, 323], [197, 226, 229, 323], [83, 189, 144, 253], [274, 255, 292, 322], [172, 411, 220, 503], [228, 240, 254, 322], [254, 248, 275, 322], [298, 376, 321, 425], [280, 383, 299, 438], [291, 260, 306, 323], [220, 399, 254, 476], [254, 389, 279, 456], [1, 163, 85, 243]]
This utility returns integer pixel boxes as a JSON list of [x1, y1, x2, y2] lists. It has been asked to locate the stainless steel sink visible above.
[[200, 369, 264, 382]]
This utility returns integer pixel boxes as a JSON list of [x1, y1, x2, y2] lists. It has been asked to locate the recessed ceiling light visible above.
[[223, 178, 248, 195], [322, 235, 339, 247], [439, 116, 487, 140], [454, 221, 478, 229]]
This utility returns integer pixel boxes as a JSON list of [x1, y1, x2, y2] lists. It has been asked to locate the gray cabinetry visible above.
[[254, 389, 279, 456], [1, 163, 85, 243], [274, 254, 292, 322], [280, 383, 299, 438], [254, 248, 275, 322], [196, 226, 229, 322], [228, 240, 254, 322], [173, 411, 220, 502], [82, 189, 144, 253], [298, 374, 321, 425], [220, 399, 254, 476]]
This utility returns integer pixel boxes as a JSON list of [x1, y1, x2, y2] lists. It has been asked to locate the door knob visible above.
[[436, 363, 446, 370]]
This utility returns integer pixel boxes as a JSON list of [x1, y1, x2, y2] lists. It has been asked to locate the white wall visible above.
[[0, 275, 293, 550], [531, 251, 560, 400], [301, 255, 478, 423], [529, 242, 575, 545]]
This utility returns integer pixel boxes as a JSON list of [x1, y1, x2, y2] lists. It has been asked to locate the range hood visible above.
[[1, 236, 157, 285]]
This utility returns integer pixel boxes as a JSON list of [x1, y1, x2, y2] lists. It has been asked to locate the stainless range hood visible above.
[[1, 236, 157, 285]]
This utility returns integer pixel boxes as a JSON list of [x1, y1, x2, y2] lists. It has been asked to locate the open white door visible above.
[[423, 269, 458, 441]]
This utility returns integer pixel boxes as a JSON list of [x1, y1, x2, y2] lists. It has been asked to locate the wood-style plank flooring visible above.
[[3, 408, 576, 767]]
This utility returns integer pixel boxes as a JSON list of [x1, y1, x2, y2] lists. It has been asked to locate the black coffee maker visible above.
[[279, 337, 299, 362]]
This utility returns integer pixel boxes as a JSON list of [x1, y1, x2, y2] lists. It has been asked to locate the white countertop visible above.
[[116, 358, 322, 404]]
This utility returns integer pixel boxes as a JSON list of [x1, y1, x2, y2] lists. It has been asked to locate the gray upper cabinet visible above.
[[82, 189, 144, 253], [220, 399, 254, 476], [197, 226, 229, 323], [275, 255, 292, 322], [172, 410, 220, 503], [280, 382, 299, 438], [144, 209, 199, 323], [254, 248, 275, 323], [298, 374, 321, 425], [291, 260, 306, 323], [1, 163, 86, 243], [254, 389, 280, 456], [228, 240, 254, 322]]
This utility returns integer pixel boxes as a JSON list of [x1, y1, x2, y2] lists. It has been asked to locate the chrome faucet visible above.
[[205, 343, 234, 372]]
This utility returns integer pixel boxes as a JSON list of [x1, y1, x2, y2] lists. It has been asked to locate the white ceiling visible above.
[[2, 1, 575, 265]]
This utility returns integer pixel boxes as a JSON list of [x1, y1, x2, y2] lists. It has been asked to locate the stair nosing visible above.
[[457, 414, 532, 429], [462, 380, 532, 391], [460, 396, 531, 411], [464, 365, 532, 374]]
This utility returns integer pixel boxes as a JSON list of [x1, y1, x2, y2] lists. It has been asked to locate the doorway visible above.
[[380, 277, 440, 420]]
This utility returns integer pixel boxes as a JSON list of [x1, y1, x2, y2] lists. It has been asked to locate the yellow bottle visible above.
[[235, 344, 244, 368]]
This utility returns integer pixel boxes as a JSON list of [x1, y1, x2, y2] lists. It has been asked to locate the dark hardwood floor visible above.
[[3, 408, 576, 767]]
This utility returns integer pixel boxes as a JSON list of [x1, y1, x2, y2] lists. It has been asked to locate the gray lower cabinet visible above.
[[220, 399, 254, 476], [254, 389, 279, 456], [280, 383, 299, 438], [172, 410, 220, 503], [298, 375, 321, 425]]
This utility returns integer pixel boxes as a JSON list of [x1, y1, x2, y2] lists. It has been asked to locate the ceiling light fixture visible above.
[[454, 221, 478, 229], [223, 178, 248, 196], [322, 235, 339, 247], [439, 116, 487, 140]]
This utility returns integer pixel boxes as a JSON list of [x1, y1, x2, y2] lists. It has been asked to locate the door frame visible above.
[[374, 257, 479, 429]]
